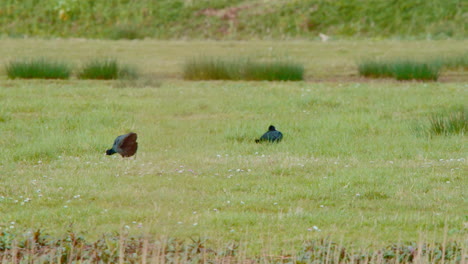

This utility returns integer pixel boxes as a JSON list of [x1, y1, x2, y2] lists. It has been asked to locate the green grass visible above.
[[432, 53, 468, 70], [358, 59, 441, 81], [428, 107, 467, 136], [0, 0, 465, 39], [5, 58, 71, 79], [183, 57, 304, 81], [0, 80, 465, 255], [0, 39, 466, 261], [77, 58, 138, 80], [108, 24, 145, 40]]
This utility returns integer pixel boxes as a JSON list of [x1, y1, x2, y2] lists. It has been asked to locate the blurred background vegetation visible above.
[[0, 0, 465, 40]]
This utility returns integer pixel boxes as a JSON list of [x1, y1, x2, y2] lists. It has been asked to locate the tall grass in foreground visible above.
[[358, 59, 440, 81], [0, 231, 464, 264], [77, 58, 138, 80], [183, 57, 304, 81], [5, 58, 71, 79]]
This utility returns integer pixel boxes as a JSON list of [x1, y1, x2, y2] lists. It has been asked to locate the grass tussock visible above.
[[77, 58, 138, 80], [428, 107, 466, 136], [0, 231, 464, 264], [5, 58, 71, 79], [183, 57, 304, 81], [358, 59, 440, 81]]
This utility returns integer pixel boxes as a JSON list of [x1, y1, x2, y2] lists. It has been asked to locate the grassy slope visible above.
[[0, 0, 465, 39], [0, 40, 467, 254]]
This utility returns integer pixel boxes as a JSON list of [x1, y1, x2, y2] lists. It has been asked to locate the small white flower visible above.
[[356, 193, 361, 197], [64, 205, 68, 208], [177, 222, 183, 224], [124, 225, 130, 229], [193, 223, 198, 226]]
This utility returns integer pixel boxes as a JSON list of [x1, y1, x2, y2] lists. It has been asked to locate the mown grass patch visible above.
[[5, 58, 71, 79], [183, 57, 304, 81], [77, 58, 138, 80], [358, 59, 440, 81]]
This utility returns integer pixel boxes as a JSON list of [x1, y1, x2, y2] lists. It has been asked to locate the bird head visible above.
[[268, 125, 276, 131], [106, 149, 116, 155]]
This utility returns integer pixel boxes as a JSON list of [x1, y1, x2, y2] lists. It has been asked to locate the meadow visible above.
[[0, 39, 466, 262]]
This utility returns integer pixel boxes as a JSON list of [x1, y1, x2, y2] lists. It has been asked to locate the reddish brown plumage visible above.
[[119, 133, 138, 157], [106, 132, 138, 157]]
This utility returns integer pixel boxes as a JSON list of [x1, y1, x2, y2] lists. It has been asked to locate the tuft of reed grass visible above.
[[428, 107, 466, 136], [77, 58, 138, 80], [358, 59, 440, 81], [5, 58, 71, 79], [183, 57, 304, 81], [391, 60, 440, 81]]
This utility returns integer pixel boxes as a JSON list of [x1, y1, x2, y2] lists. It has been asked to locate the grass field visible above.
[[0, 39, 467, 261]]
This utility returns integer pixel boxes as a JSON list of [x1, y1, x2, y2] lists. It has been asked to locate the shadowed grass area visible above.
[[5, 58, 71, 79], [108, 24, 145, 40], [77, 58, 138, 80], [183, 57, 304, 81], [358, 59, 441, 81]]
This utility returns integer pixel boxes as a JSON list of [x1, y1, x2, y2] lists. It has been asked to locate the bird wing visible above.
[[119, 133, 138, 157]]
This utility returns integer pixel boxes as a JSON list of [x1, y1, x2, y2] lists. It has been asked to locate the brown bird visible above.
[[106, 132, 138, 157]]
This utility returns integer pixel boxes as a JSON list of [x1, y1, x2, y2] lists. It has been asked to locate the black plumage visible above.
[[255, 125, 283, 143], [106, 132, 138, 157]]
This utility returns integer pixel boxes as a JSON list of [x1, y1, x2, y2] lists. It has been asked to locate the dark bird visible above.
[[255, 125, 283, 143], [106, 132, 138, 157]]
